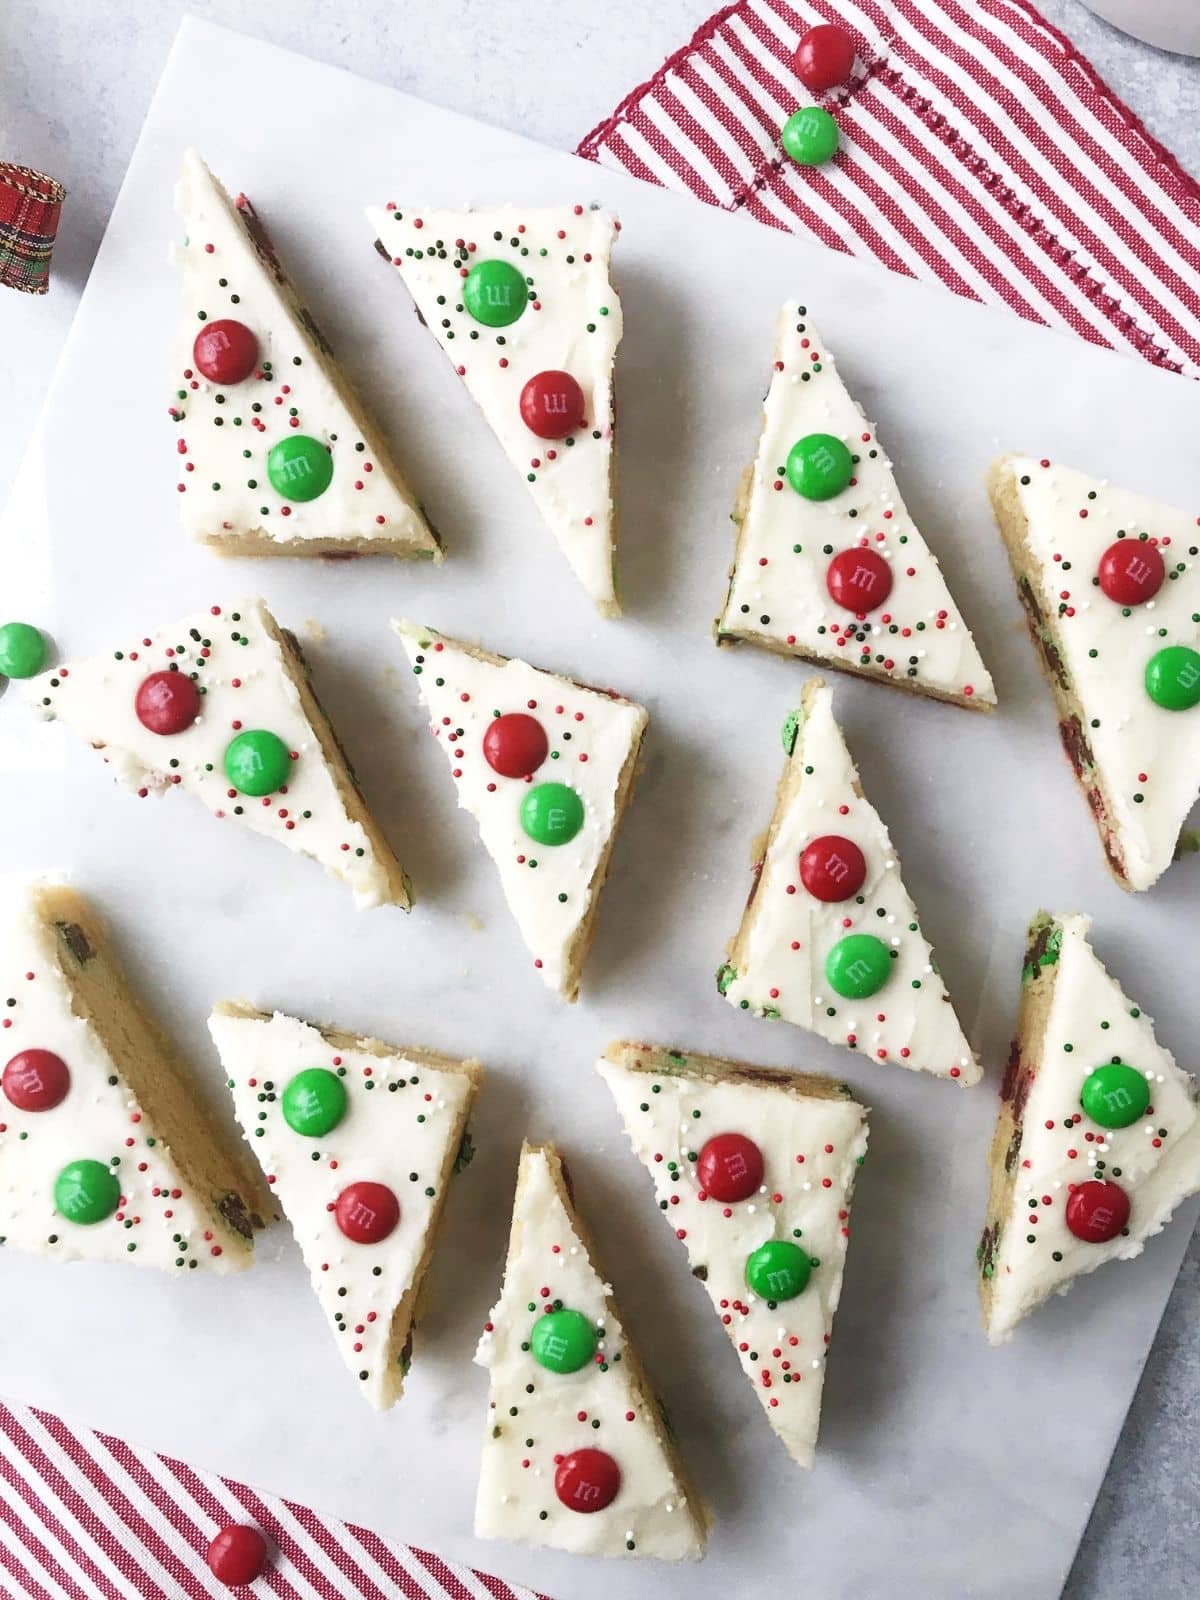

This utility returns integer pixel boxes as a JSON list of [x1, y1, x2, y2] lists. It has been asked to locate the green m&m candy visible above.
[[54, 1159, 121, 1225], [267, 434, 334, 502], [223, 729, 292, 796], [282, 1067, 348, 1137], [780, 106, 839, 167], [825, 933, 891, 999], [1080, 1060, 1150, 1129], [0, 621, 48, 679], [531, 1307, 597, 1374], [520, 781, 584, 846], [745, 1239, 812, 1302], [786, 433, 854, 501], [463, 259, 528, 328], [1144, 645, 1200, 711]]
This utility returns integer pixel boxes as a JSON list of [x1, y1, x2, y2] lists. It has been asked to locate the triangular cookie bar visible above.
[[31, 598, 411, 909], [475, 1140, 708, 1559], [174, 150, 439, 560], [990, 453, 1200, 890], [0, 886, 270, 1274], [368, 203, 621, 613], [719, 678, 979, 1084], [979, 912, 1200, 1343], [717, 303, 995, 709], [210, 1002, 480, 1406], [393, 620, 646, 997], [598, 1042, 868, 1467]]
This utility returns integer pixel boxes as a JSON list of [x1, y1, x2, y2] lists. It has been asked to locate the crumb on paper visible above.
[[464, 913, 484, 933], [300, 618, 326, 643]]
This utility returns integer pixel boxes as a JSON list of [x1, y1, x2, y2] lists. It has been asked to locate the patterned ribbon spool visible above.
[[0, 163, 66, 295]]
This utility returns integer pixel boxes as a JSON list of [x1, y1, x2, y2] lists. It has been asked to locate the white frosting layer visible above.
[[0, 894, 252, 1275], [597, 1048, 868, 1467], [368, 203, 621, 612], [475, 1143, 706, 1559], [986, 915, 1200, 1343], [718, 303, 995, 706], [210, 1007, 477, 1408], [393, 621, 646, 997], [722, 682, 980, 1084], [998, 455, 1200, 889], [31, 597, 404, 909], [175, 150, 435, 554]]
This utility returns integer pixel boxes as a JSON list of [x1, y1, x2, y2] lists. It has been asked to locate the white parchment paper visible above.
[[1, 18, 1197, 1600]]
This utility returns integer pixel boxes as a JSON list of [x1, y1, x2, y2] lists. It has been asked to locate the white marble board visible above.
[[1, 17, 1198, 1600]]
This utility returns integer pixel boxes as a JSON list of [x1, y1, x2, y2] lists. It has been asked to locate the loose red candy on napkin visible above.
[[794, 23, 856, 91], [207, 1523, 269, 1586]]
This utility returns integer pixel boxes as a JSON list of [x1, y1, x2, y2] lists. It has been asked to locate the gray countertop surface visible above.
[[0, 3, 1196, 1594]]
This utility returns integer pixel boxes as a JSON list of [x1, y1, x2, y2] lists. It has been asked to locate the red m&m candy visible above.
[[193, 319, 260, 385], [697, 1132, 763, 1202], [206, 1523, 268, 1587], [1097, 539, 1165, 606], [826, 548, 893, 613], [135, 670, 201, 736], [334, 1181, 400, 1244], [795, 23, 856, 92], [1065, 1179, 1130, 1243], [554, 1448, 621, 1513], [520, 371, 587, 440], [3, 1050, 70, 1112], [483, 712, 549, 779], [800, 835, 867, 902]]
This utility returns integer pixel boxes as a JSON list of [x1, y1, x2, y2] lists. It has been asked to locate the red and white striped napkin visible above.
[[578, 0, 1200, 379], [0, 1399, 548, 1600]]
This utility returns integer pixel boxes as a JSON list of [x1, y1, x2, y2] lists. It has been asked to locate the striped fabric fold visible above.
[[0, 1398, 549, 1600], [578, 0, 1200, 378]]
